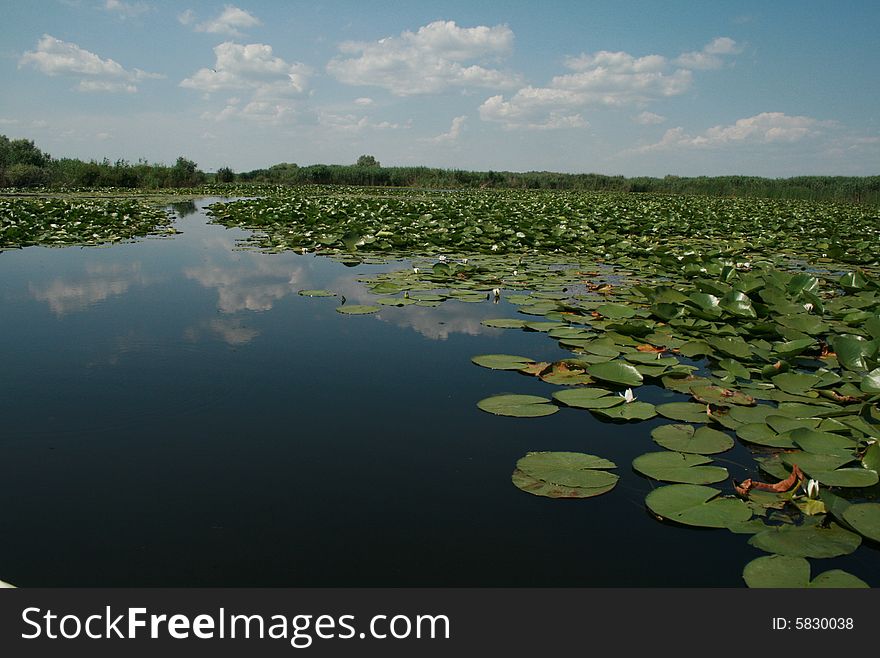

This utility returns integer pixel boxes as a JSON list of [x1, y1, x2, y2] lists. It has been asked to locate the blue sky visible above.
[[1, 0, 877, 176]]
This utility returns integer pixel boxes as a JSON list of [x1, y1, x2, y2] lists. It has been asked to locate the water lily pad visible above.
[[807, 468, 878, 488], [841, 503, 880, 543], [596, 303, 636, 319], [336, 304, 380, 314], [633, 452, 728, 484], [481, 318, 527, 329], [743, 555, 868, 588], [645, 484, 751, 528], [791, 428, 858, 457], [592, 401, 657, 420], [471, 354, 535, 370], [585, 361, 644, 386], [772, 372, 822, 395], [862, 368, 880, 394], [552, 388, 621, 409], [517, 451, 617, 488], [735, 423, 795, 448], [651, 424, 734, 454], [656, 402, 711, 423], [477, 394, 558, 418], [298, 289, 336, 297], [689, 384, 755, 406], [512, 451, 618, 498], [748, 523, 861, 558]]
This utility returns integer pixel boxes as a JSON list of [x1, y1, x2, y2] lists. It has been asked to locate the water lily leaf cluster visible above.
[[0, 197, 175, 249]]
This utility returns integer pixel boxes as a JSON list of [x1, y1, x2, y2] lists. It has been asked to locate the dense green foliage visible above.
[[0, 134, 206, 189], [207, 186, 880, 266]]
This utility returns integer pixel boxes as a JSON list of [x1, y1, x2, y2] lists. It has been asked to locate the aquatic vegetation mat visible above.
[[0, 196, 176, 249]]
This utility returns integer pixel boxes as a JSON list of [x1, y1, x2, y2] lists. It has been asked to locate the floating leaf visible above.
[[481, 318, 527, 329], [552, 388, 620, 409], [335, 304, 380, 315], [298, 289, 336, 297], [633, 451, 728, 484], [656, 402, 711, 423], [477, 394, 558, 418], [651, 424, 734, 454], [592, 401, 657, 420], [512, 451, 618, 498], [841, 503, 880, 543], [471, 354, 535, 370], [743, 555, 868, 588], [807, 468, 878, 488], [585, 361, 644, 386], [748, 523, 861, 558], [645, 484, 751, 528], [689, 384, 755, 406]]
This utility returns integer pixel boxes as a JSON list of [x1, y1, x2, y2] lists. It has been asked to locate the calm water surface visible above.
[[1, 198, 877, 586]]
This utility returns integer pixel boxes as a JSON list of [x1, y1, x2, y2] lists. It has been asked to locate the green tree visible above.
[[216, 166, 235, 183], [356, 154, 380, 167]]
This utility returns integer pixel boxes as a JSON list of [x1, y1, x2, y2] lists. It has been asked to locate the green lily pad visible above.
[[735, 423, 796, 448], [471, 354, 535, 370], [477, 394, 558, 418], [651, 424, 734, 454], [585, 361, 644, 386], [645, 484, 751, 528], [689, 384, 755, 406], [592, 401, 657, 420], [743, 555, 868, 588], [841, 503, 880, 543], [772, 372, 822, 395], [552, 388, 620, 409], [336, 304, 380, 314], [656, 402, 711, 423], [862, 368, 880, 394], [596, 303, 637, 319], [512, 451, 618, 498], [633, 451, 728, 484], [748, 523, 861, 558], [481, 318, 528, 329], [298, 289, 336, 297], [808, 468, 879, 488], [791, 428, 858, 457]]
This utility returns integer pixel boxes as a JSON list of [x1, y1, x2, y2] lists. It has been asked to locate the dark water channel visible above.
[[1, 198, 877, 587]]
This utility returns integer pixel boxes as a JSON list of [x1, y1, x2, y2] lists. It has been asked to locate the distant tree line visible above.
[[0, 134, 207, 188], [237, 162, 880, 204], [2, 135, 878, 204]]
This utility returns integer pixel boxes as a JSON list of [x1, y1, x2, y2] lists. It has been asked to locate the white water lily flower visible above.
[[491, 244, 499, 251], [492, 288, 501, 299], [806, 479, 820, 499], [803, 303, 814, 313], [438, 255, 447, 262], [513, 270, 518, 276], [618, 388, 636, 403], [412, 267, 419, 274]]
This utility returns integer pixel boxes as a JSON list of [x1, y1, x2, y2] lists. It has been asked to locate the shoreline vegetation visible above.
[[2, 134, 878, 205]]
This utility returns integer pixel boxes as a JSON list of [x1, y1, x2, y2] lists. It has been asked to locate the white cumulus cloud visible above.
[[426, 115, 467, 143], [181, 42, 310, 96], [633, 111, 666, 125], [480, 48, 696, 130], [674, 36, 741, 70], [635, 112, 832, 152], [327, 20, 521, 95], [195, 5, 261, 38], [19, 34, 162, 92]]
